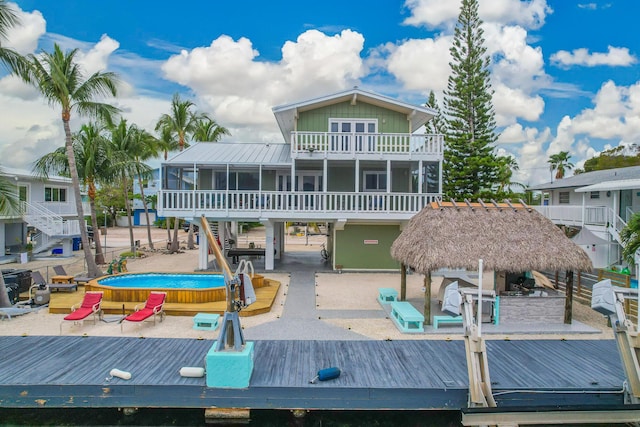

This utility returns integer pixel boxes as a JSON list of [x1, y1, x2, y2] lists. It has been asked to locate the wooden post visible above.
[[564, 270, 574, 324], [577, 271, 582, 296], [400, 263, 407, 301], [554, 271, 559, 288], [424, 272, 432, 325]]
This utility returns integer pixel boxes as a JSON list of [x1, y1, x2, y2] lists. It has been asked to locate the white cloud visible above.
[[74, 34, 120, 76], [493, 84, 545, 126], [162, 30, 366, 130], [403, 0, 552, 30], [3, 3, 46, 54], [385, 35, 452, 92], [551, 46, 637, 68]]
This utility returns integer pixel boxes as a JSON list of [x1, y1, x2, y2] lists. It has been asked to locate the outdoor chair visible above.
[[59, 291, 104, 334], [53, 264, 92, 285], [32, 271, 77, 292], [121, 292, 167, 332]]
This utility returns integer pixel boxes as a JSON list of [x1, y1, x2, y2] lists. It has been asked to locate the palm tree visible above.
[[548, 151, 574, 181], [193, 116, 230, 142], [621, 212, 640, 266], [155, 93, 207, 253], [0, 167, 20, 307], [107, 119, 153, 254], [14, 43, 120, 277], [33, 122, 112, 265], [496, 155, 525, 195], [124, 123, 159, 250], [185, 117, 231, 248], [0, 0, 24, 73]]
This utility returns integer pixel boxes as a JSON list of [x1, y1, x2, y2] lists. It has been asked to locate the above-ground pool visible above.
[[86, 272, 231, 304]]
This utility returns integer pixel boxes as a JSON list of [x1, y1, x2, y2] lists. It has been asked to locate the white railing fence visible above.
[[291, 132, 444, 156], [160, 190, 439, 215]]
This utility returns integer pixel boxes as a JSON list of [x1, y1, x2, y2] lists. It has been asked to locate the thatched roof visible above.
[[391, 200, 593, 273]]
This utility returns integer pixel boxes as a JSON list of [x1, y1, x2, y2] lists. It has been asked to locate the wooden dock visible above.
[[0, 336, 626, 411]]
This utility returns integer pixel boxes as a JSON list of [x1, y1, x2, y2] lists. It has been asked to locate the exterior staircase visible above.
[[21, 201, 82, 254]]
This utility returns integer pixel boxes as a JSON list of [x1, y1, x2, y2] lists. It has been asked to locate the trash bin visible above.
[[72, 237, 81, 251]]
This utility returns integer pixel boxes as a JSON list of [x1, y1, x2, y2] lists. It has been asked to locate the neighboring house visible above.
[[131, 168, 160, 226], [157, 87, 444, 271], [0, 167, 87, 262], [529, 166, 640, 269]]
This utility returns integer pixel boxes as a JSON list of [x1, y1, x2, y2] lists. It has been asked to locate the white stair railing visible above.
[[22, 201, 81, 237]]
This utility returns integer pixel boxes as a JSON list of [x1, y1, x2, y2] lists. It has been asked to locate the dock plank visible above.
[[0, 336, 626, 410]]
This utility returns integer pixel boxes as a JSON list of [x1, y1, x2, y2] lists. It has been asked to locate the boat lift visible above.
[[591, 279, 640, 404], [442, 270, 640, 426]]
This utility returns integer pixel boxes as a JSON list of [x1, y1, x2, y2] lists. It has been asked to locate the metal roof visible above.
[[164, 142, 291, 166], [575, 178, 640, 192], [272, 87, 436, 143], [528, 166, 640, 191], [1, 166, 71, 184]]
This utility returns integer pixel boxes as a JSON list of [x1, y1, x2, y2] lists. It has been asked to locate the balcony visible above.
[[158, 190, 440, 221], [291, 132, 444, 160]]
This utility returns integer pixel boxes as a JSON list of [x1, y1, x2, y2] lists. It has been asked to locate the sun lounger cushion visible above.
[[63, 292, 103, 321], [123, 292, 166, 323]]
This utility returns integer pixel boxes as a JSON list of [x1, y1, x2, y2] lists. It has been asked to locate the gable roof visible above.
[[529, 166, 640, 191], [391, 201, 593, 273], [165, 142, 291, 166], [272, 87, 437, 143]]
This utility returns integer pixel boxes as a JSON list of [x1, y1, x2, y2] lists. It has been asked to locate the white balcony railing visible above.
[[533, 204, 629, 246], [291, 132, 444, 157], [159, 190, 439, 217]]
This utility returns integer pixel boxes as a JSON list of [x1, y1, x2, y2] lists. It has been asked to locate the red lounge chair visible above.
[[121, 292, 166, 332], [60, 291, 103, 334]]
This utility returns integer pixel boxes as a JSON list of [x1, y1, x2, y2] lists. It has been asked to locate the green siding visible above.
[[334, 224, 401, 270], [261, 170, 276, 191], [298, 101, 409, 134], [328, 166, 355, 191]]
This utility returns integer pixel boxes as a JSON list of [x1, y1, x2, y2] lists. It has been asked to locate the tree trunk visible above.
[[187, 223, 195, 249], [137, 177, 154, 250], [123, 179, 135, 254], [63, 117, 101, 277], [0, 274, 11, 308], [170, 217, 180, 252], [90, 197, 104, 265]]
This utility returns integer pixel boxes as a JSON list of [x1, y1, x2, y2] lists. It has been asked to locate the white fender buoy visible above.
[[179, 367, 205, 378], [110, 368, 132, 380]]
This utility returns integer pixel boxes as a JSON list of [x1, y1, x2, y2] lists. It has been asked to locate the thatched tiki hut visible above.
[[390, 200, 593, 325]]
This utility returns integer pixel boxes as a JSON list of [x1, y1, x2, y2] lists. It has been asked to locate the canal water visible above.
[[1, 408, 462, 426]]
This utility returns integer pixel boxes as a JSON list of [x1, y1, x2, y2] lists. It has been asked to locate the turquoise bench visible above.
[[390, 301, 424, 333], [193, 313, 220, 331], [433, 315, 463, 329], [377, 287, 398, 304]]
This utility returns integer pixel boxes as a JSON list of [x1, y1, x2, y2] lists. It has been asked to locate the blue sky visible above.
[[1, 0, 639, 185]]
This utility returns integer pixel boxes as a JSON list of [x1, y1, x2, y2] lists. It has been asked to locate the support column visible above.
[[355, 159, 360, 192], [198, 218, 208, 270], [418, 160, 423, 193], [264, 220, 275, 271], [274, 222, 284, 260]]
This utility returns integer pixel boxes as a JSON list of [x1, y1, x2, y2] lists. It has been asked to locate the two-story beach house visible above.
[[157, 88, 444, 271], [0, 167, 87, 262], [529, 165, 640, 269]]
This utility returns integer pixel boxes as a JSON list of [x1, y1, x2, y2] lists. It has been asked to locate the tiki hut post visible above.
[[424, 272, 432, 325], [564, 270, 574, 324], [400, 263, 407, 301]]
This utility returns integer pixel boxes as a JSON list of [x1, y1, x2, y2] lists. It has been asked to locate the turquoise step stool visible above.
[[378, 288, 398, 305], [193, 313, 220, 331]]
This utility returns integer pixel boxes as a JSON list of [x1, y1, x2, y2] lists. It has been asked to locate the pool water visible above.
[[98, 273, 225, 289]]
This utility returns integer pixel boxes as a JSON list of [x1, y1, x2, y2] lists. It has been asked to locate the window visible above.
[[44, 187, 66, 202], [559, 192, 570, 204], [590, 191, 600, 199], [364, 171, 387, 191]]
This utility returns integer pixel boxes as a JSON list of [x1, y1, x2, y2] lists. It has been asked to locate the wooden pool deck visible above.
[[46, 279, 280, 317], [0, 336, 627, 411]]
